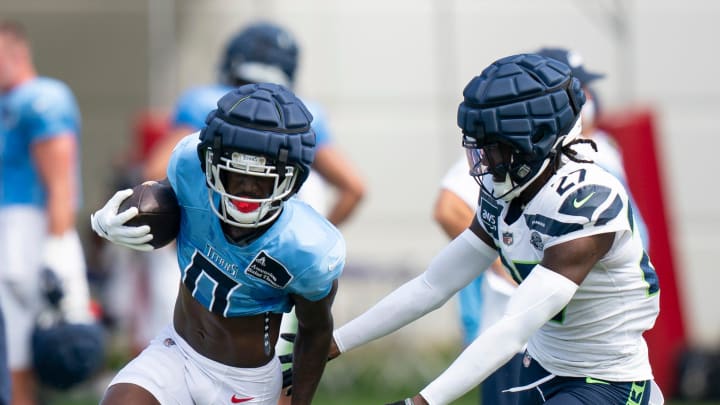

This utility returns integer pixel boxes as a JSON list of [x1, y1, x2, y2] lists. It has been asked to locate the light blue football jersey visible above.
[[0, 77, 81, 207], [167, 134, 345, 317], [171, 84, 331, 147]]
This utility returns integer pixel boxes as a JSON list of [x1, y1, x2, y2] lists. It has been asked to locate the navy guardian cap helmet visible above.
[[32, 322, 105, 390], [219, 22, 299, 87], [457, 53, 586, 202], [197, 83, 315, 228]]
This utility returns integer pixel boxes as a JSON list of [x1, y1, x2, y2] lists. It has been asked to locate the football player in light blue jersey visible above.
[[138, 23, 364, 405], [308, 54, 663, 405], [92, 83, 345, 405], [0, 21, 97, 404]]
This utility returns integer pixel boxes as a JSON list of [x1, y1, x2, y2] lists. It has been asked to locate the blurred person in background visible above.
[[535, 47, 649, 249], [144, 21, 365, 225], [312, 53, 662, 405], [0, 21, 96, 405], [91, 83, 344, 405], [434, 156, 521, 405]]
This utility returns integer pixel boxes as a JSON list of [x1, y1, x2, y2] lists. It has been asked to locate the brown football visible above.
[[119, 180, 180, 249]]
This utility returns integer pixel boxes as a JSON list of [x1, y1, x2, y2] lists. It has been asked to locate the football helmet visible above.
[[32, 321, 105, 390], [457, 53, 585, 202], [197, 83, 315, 227], [219, 21, 299, 87], [32, 268, 106, 390]]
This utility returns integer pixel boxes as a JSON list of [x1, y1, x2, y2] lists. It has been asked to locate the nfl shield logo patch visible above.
[[502, 231, 513, 246]]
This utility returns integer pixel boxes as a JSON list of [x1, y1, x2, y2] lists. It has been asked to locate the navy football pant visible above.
[[498, 353, 651, 405], [480, 352, 525, 405]]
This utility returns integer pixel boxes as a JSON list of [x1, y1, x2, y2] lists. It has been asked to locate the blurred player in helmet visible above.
[[304, 54, 662, 405], [92, 83, 345, 405], [0, 20, 97, 405], [145, 21, 365, 225]]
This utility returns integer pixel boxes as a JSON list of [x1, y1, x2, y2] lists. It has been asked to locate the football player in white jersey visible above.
[[313, 54, 662, 405]]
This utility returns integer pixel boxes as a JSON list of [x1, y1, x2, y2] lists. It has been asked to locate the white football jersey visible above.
[[476, 158, 659, 381]]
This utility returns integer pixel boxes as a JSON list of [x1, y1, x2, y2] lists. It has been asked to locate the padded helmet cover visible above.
[[457, 53, 585, 162], [197, 82, 315, 188]]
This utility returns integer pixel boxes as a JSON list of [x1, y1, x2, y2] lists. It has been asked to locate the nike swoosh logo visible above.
[[573, 192, 595, 208], [231, 395, 254, 403], [585, 376, 610, 385]]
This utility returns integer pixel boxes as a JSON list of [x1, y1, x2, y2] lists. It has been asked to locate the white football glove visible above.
[[90, 188, 154, 252]]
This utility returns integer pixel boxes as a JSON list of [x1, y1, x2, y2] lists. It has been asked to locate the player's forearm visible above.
[[333, 275, 448, 353], [433, 190, 475, 239], [46, 187, 76, 235], [290, 325, 333, 405], [334, 230, 496, 353], [326, 188, 364, 226], [419, 266, 578, 405]]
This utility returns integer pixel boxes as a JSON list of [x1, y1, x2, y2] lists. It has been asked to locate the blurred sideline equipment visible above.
[[32, 270, 105, 390]]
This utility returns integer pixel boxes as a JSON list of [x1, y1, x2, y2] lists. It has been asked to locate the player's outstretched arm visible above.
[[333, 223, 497, 355], [288, 280, 338, 405], [90, 188, 153, 251]]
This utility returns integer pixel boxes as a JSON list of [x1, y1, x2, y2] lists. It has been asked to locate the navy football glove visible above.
[[279, 333, 296, 395], [278, 332, 338, 395]]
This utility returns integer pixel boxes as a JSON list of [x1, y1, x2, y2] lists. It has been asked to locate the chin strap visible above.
[[212, 133, 223, 166]]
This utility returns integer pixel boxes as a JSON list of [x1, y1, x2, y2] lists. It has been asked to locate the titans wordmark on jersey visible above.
[[166, 134, 345, 318], [477, 159, 660, 381]]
